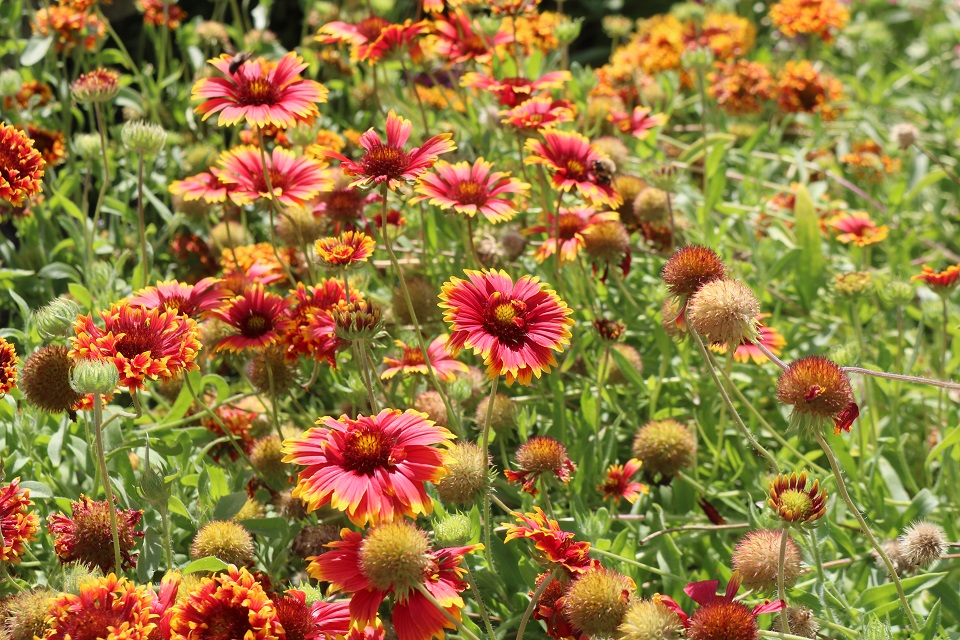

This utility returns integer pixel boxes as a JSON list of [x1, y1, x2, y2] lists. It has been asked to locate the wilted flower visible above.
[[899, 520, 946, 568], [47, 495, 144, 573], [19, 345, 83, 414], [505, 436, 576, 495]]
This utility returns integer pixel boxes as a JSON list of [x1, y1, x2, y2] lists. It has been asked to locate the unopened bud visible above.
[[70, 359, 119, 395], [34, 297, 81, 339], [121, 120, 167, 155]]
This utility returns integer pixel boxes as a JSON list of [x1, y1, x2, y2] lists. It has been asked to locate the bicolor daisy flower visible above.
[[24, 124, 67, 167], [46, 574, 157, 640], [317, 16, 424, 63], [0, 478, 39, 564], [525, 207, 619, 265], [328, 110, 456, 191], [307, 524, 479, 640], [525, 130, 622, 208], [439, 269, 574, 386], [213, 146, 330, 207], [192, 51, 328, 128], [283, 409, 455, 526], [361, 19, 429, 64], [0, 336, 18, 396], [381, 335, 468, 382], [912, 264, 960, 293], [711, 316, 787, 365], [70, 303, 201, 391], [427, 11, 513, 65], [658, 572, 785, 640], [284, 279, 360, 365], [599, 459, 648, 504], [313, 167, 382, 231], [412, 158, 530, 224], [500, 97, 576, 132], [314, 230, 376, 267], [461, 71, 571, 107], [503, 507, 598, 576], [273, 591, 352, 640], [129, 278, 228, 319], [214, 284, 295, 352], [825, 211, 888, 246], [168, 171, 231, 203], [608, 106, 667, 139], [0, 123, 45, 207], [168, 566, 284, 640]]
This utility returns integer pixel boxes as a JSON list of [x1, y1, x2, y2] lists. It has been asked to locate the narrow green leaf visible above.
[[793, 183, 824, 306], [20, 35, 53, 66], [212, 491, 249, 521]]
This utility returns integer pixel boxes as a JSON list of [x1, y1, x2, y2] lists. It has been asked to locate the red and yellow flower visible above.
[[24, 124, 67, 167], [313, 168, 382, 231], [825, 211, 889, 246], [427, 11, 512, 65], [213, 284, 295, 352], [328, 110, 456, 190], [599, 459, 648, 504], [381, 335, 468, 382], [412, 158, 530, 224], [503, 508, 597, 576], [138, 0, 186, 29], [0, 478, 39, 564], [770, 0, 849, 42], [439, 269, 574, 386], [314, 230, 376, 267], [47, 495, 144, 573], [912, 264, 960, 293], [192, 52, 328, 128], [46, 574, 157, 640], [32, 5, 106, 52], [526, 207, 619, 265], [129, 278, 228, 319], [525, 130, 622, 208], [500, 97, 577, 132], [70, 303, 201, 391], [505, 436, 577, 495], [608, 106, 667, 139], [318, 17, 427, 64], [213, 146, 330, 207], [708, 60, 776, 115], [0, 336, 18, 396], [283, 409, 454, 526], [283, 279, 359, 365], [0, 123, 45, 208], [777, 61, 843, 121], [461, 71, 571, 108], [169, 171, 231, 203]]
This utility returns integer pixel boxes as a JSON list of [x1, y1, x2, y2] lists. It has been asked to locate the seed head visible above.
[[584, 219, 630, 265], [618, 597, 684, 640], [687, 598, 758, 640], [393, 276, 440, 324], [475, 393, 518, 433], [190, 520, 255, 567], [772, 606, 819, 639], [435, 442, 489, 506], [414, 390, 448, 427], [687, 279, 760, 348], [776, 356, 854, 433], [635, 187, 669, 223], [631, 419, 696, 482], [731, 529, 802, 592], [890, 123, 919, 150], [562, 568, 635, 637], [603, 344, 643, 385], [359, 520, 431, 596], [250, 434, 288, 487], [661, 245, 726, 297], [19, 345, 83, 414], [292, 523, 341, 560], [899, 520, 946, 568], [248, 347, 300, 396]]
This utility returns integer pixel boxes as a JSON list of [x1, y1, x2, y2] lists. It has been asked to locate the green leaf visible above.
[[238, 517, 289, 538], [608, 347, 646, 389], [47, 420, 68, 468], [918, 599, 941, 640], [37, 262, 80, 281], [20, 35, 53, 66], [854, 572, 946, 617], [212, 491, 249, 521], [168, 496, 191, 519], [926, 424, 960, 466], [182, 556, 229, 574], [19, 481, 53, 498], [67, 283, 93, 311], [793, 183, 824, 306]]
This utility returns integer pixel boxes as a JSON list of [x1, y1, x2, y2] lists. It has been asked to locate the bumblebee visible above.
[[228, 52, 253, 75], [593, 157, 616, 185]]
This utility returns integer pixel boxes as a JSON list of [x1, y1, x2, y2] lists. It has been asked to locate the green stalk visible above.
[[516, 568, 556, 640], [480, 377, 500, 572], [777, 528, 790, 634], [93, 394, 123, 573], [136, 152, 150, 288]]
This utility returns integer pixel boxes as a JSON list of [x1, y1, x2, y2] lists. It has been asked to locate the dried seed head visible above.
[[631, 419, 696, 481], [731, 529, 803, 592], [661, 245, 726, 297], [618, 597, 684, 640], [359, 520, 431, 596], [899, 520, 946, 568], [687, 279, 760, 348], [435, 442, 489, 506], [562, 568, 635, 637]]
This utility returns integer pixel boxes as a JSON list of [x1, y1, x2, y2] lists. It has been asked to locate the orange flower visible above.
[[46, 574, 157, 640], [840, 140, 900, 183], [283, 279, 359, 365], [0, 478, 39, 563], [525, 207, 619, 264], [633, 14, 686, 75], [777, 61, 843, 121], [314, 230, 376, 267], [3, 80, 53, 111], [599, 459, 648, 504], [683, 12, 756, 61], [912, 264, 960, 293], [317, 17, 428, 64], [32, 6, 107, 52], [608, 106, 667, 139], [708, 60, 776, 115], [24, 124, 67, 167], [0, 123, 45, 207], [826, 211, 888, 246], [503, 507, 597, 576], [0, 336, 18, 396], [428, 11, 512, 65], [138, 0, 186, 29], [770, 0, 849, 42], [71, 68, 120, 103]]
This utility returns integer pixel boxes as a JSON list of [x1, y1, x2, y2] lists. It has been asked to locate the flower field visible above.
[[2, 0, 960, 638]]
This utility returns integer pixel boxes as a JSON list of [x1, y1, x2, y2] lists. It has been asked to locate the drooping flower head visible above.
[[168, 566, 284, 640], [328, 110, 456, 190], [659, 572, 786, 640], [0, 478, 39, 563], [525, 207, 619, 265], [500, 97, 577, 132], [661, 245, 727, 329], [770, 0, 849, 41], [46, 574, 157, 640], [314, 230, 376, 268], [70, 303, 201, 391], [283, 409, 455, 526], [0, 123, 45, 207], [461, 71, 571, 108], [47, 495, 144, 573], [525, 130, 622, 208], [776, 355, 858, 435], [503, 507, 598, 576], [599, 459, 648, 505], [412, 158, 530, 224], [826, 211, 889, 246], [768, 471, 828, 526], [608, 106, 667, 139], [912, 264, 960, 294], [505, 436, 576, 495], [306, 524, 480, 640], [439, 269, 574, 386], [213, 145, 330, 207], [192, 52, 328, 128], [129, 278, 228, 319], [0, 336, 18, 396], [381, 335, 469, 382], [213, 284, 295, 352]]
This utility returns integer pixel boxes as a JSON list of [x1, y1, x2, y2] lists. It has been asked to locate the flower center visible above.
[[115, 328, 156, 359], [326, 188, 364, 222], [343, 427, 403, 475], [204, 604, 255, 640], [61, 607, 129, 640], [777, 489, 813, 521], [404, 347, 426, 366], [688, 600, 758, 640], [360, 144, 409, 180], [564, 159, 587, 180], [357, 16, 390, 42], [557, 213, 586, 240], [252, 168, 285, 195], [452, 180, 488, 206], [238, 78, 279, 106], [240, 313, 271, 338]]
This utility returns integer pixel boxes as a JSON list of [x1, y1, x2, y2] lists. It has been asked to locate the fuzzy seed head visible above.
[[475, 393, 518, 433], [359, 520, 431, 596], [584, 219, 630, 264], [634, 187, 669, 223], [899, 520, 946, 568], [393, 276, 439, 324], [277, 205, 325, 247], [1, 588, 55, 640], [687, 279, 760, 348], [562, 568, 635, 637], [688, 599, 758, 640], [190, 520, 255, 567], [248, 347, 300, 396], [776, 356, 853, 419], [631, 419, 696, 481], [772, 607, 819, 639], [515, 437, 572, 475], [661, 245, 726, 297], [19, 345, 83, 414], [890, 123, 919, 150], [249, 434, 287, 484], [292, 524, 341, 560], [414, 390, 448, 427], [732, 529, 802, 592], [435, 442, 489, 506], [210, 221, 251, 253], [618, 598, 684, 640]]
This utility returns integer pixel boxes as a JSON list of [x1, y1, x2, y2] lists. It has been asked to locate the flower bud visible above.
[[878, 280, 914, 308], [601, 15, 633, 39], [71, 69, 120, 104], [121, 120, 167, 155], [434, 514, 473, 547], [138, 464, 171, 510], [477, 15, 503, 38], [555, 17, 583, 45], [70, 359, 119, 396], [34, 297, 81, 340], [73, 133, 103, 161], [0, 69, 23, 98], [332, 301, 384, 341]]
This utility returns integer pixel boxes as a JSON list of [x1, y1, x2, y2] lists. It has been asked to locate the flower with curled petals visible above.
[[427, 11, 513, 66], [213, 146, 330, 207], [315, 231, 376, 268], [412, 158, 530, 224], [770, 0, 849, 42], [777, 61, 843, 121], [708, 60, 776, 115], [381, 335, 468, 382], [525, 207, 619, 265], [70, 303, 200, 391], [0, 123, 45, 207], [306, 525, 479, 640], [192, 52, 327, 129], [168, 566, 284, 640], [599, 459, 648, 505], [328, 110, 456, 191], [525, 130, 622, 208], [912, 264, 960, 293], [500, 97, 576, 132], [361, 19, 429, 64], [461, 71, 571, 108], [283, 280, 359, 365], [503, 507, 597, 576], [46, 574, 157, 640], [214, 284, 295, 352], [0, 336, 18, 396], [47, 495, 144, 572], [439, 269, 574, 386], [505, 436, 576, 495], [282, 409, 454, 526], [768, 472, 828, 526], [129, 278, 228, 319], [608, 106, 667, 139], [169, 171, 231, 203], [0, 478, 39, 564]]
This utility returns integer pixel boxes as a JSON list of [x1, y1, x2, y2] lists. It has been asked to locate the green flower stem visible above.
[[265, 360, 285, 442], [813, 429, 919, 632], [399, 56, 430, 135], [490, 493, 511, 514], [374, 183, 460, 434], [414, 583, 482, 640], [759, 631, 821, 640], [808, 528, 836, 624], [93, 394, 123, 574], [691, 328, 780, 473], [0, 562, 26, 593], [589, 547, 685, 582], [87, 102, 111, 291], [777, 527, 790, 635], [352, 342, 379, 413], [753, 340, 789, 371], [464, 564, 496, 640], [480, 376, 500, 572], [840, 366, 960, 390], [516, 568, 556, 640], [594, 345, 609, 434], [939, 295, 948, 426], [161, 505, 174, 572], [135, 152, 150, 287]]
